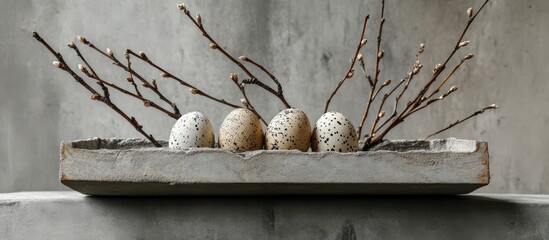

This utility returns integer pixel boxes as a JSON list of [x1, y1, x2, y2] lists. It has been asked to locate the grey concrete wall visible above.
[[0, 0, 547, 193]]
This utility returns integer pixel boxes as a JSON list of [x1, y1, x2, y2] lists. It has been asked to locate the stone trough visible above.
[[59, 138, 490, 195]]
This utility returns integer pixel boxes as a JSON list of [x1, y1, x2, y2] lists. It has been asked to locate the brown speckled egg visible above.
[[265, 108, 311, 151], [169, 111, 215, 150], [311, 112, 358, 152], [218, 108, 264, 152]]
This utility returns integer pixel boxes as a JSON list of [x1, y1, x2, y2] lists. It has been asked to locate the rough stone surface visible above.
[[1, 0, 547, 194], [1, 191, 549, 239], [60, 138, 489, 195]]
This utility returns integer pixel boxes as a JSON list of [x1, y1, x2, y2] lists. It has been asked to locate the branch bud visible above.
[[106, 48, 113, 57], [189, 88, 199, 94], [230, 73, 238, 82], [90, 94, 100, 100], [467, 7, 474, 18], [152, 79, 157, 87], [383, 79, 391, 86], [177, 3, 186, 11], [78, 64, 88, 74], [449, 85, 458, 92], [239, 56, 249, 61], [419, 43, 425, 53], [161, 72, 170, 78], [357, 53, 363, 61], [464, 54, 474, 60], [142, 82, 150, 88], [458, 40, 470, 48], [196, 13, 202, 26], [138, 51, 148, 60], [488, 104, 498, 109], [126, 77, 133, 82], [76, 36, 88, 44], [209, 43, 218, 49], [53, 61, 63, 68], [240, 98, 249, 107], [377, 50, 384, 58], [378, 111, 385, 118], [346, 69, 354, 78], [360, 39, 367, 46], [433, 63, 443, 73], [67, 42, 76, 48], [143, 101, 151, 107]]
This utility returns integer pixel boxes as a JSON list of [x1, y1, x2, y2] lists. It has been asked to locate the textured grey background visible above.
[[0, 0, 546, 193]]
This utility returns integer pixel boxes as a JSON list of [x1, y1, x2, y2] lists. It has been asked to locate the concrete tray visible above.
[[60, 138, 490, 195]]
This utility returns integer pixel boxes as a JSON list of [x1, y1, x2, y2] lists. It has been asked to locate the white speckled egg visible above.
[[265, 108, 311, 151], [169, 111, 215, 150], [311, 112, 358, 152], [218, 108, 264, 152]]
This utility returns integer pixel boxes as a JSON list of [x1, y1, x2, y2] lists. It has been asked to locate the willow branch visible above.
[[407, 0, 490, 111], [69, 44, 179, 119], [177, 4, 269, 124], [365, 0, 491, 149], [33, 32, 162, 147], [324, 15, 369, 113], [425, 104, 498, 139], [125, 49, 241, 109], [425, 54, 473, 100], [407, 85, 458, 116], [77, 36, 181, 118], [374, 44, 424, 134], [357, 0, 385, 138], [239, 56, 291, 108], [125, 53, 142, 97], [373, 78, 405, 132]]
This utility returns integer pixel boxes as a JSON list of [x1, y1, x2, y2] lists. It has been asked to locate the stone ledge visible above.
[[1, 192, 548, 240], [60, 138, 489, 195]]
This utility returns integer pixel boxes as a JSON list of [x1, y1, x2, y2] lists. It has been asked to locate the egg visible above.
[[265, 108, 311, 151], [168, 111, 215, 150], [218, 108, 264, 152], [311, 112, 358, 152]]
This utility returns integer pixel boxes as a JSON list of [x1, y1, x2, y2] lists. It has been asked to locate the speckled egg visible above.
[[265, 108, 311, 151], [168, 111, 215, 150], [218, 108, 264, 152], [311, 112, 358, 152]]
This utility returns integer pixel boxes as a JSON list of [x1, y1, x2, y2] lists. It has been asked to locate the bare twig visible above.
[[33, 32, 162, 147], [71, 45, 181, 119], [177, 3, 287, 124], [425, 104, 497, 139], [69, 44, 179, 119], [324, 15, 369, 113], [356, 0, 385, 139], [373, 78, 405, 132], [407, 85, 458, 115], [425, 54, 473, 100], [124, 53, 142, 97], [125, 49, 241, 109], [407, 0, 490, 111], [374, 43, 425, 131], [364, 0, 491, 149], [77, 36, 181, 118], [239, 56, 291, 108], [357, 54, 374, 86]]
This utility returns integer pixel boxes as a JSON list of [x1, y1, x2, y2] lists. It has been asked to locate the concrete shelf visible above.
[[1, 192, 548, 239], [60, 138, 490, 196]]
